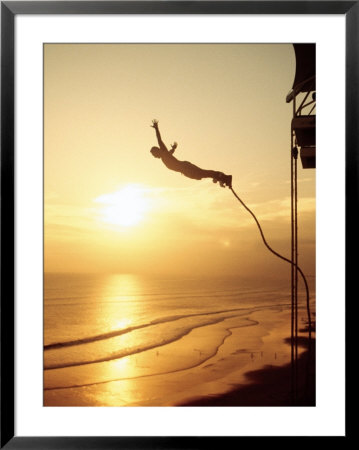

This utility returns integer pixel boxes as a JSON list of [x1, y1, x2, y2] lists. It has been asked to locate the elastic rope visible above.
[[230, 186, 312, 338]]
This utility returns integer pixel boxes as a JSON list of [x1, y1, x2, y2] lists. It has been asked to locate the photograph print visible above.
[[43, 43, 315, 407]]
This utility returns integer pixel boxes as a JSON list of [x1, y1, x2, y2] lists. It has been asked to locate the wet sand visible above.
[[179, 339, 315, 406]]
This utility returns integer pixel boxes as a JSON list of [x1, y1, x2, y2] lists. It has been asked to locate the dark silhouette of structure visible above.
[[287, 44, 316, 169], [150, 120, 232, 188], [286, 43, 316, 403]]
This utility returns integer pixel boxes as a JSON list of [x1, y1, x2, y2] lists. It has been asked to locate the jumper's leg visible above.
[[181, 163, 232, 188], [203, 170, 232, 188]]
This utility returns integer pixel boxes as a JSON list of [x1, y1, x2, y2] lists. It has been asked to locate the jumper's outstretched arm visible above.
[[169, 142, 178, 154], [151, 119, 167, 151]]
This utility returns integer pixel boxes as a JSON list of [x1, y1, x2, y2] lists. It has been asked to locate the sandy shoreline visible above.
[[44, 306, 315, 407], [178, 340, 315, 406], [174, 307, 316, 407]]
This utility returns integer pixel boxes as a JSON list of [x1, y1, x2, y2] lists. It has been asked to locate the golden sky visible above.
[[44, 44, 315, 279]]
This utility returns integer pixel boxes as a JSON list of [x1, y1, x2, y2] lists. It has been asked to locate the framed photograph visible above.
[[1, 1, 355, 446]]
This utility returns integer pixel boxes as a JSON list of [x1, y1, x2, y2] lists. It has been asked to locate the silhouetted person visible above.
[[150, 120, 232, 188]]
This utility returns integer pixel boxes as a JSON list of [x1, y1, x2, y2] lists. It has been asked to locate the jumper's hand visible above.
[[171, 142, 178, 150], [151, 119, 159, 129]]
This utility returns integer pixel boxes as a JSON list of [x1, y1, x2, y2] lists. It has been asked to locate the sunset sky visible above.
[[44, 44, 315, 279]]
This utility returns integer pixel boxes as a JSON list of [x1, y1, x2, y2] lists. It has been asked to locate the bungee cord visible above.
[[229, 186, 312, 340]]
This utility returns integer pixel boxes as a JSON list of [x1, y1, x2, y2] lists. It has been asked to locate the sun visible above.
[[95, 185, 151, 227]]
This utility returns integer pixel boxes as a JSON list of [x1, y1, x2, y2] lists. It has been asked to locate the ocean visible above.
[[44, 273, 315, 406]]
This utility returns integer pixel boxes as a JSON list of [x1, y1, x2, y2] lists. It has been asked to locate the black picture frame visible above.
[[1, 1, 355, 447]]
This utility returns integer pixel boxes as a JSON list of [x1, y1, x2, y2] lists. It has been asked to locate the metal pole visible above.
[[294, 146, 299, 403], [290, 106, 295, 403]]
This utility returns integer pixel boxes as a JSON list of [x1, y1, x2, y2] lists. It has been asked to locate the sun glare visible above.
[[95, 185, 151, 228]]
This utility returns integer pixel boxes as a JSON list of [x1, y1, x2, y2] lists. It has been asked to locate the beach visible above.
[[44, 273, 315, 407], [180, 335, 315, 407]]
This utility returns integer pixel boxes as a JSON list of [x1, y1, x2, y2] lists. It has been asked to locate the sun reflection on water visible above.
[[114, 318, 133, 330], [97, 273, 144, 405]]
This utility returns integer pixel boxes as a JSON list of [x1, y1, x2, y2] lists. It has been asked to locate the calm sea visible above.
[[44, 273, 314, 405]]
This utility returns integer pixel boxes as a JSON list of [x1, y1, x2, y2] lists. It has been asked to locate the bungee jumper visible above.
[[150, 119, 232, 188], [149, 118, 311, 337]]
